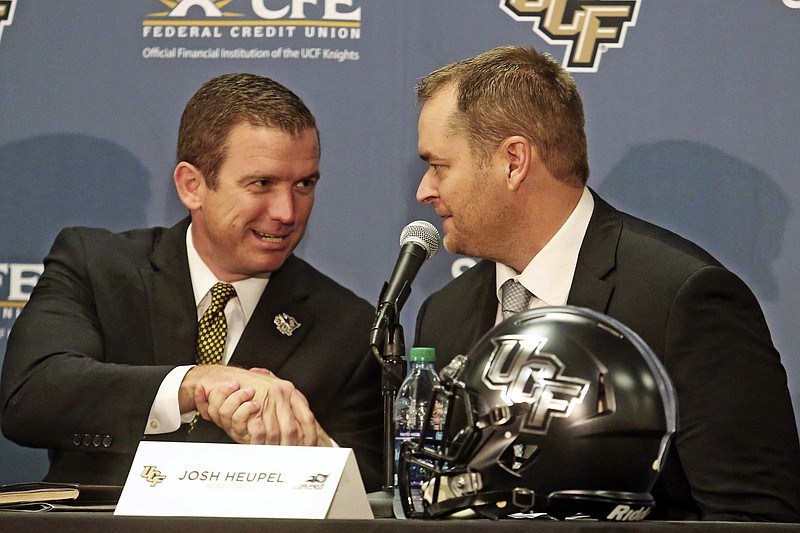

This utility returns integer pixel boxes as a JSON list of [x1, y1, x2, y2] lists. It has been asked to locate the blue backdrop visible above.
[[1, 0, 798, 483]]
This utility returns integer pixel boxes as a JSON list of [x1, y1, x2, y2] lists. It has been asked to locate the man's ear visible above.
[[501, 136, 532, 191], [173, 162, 205, 210]]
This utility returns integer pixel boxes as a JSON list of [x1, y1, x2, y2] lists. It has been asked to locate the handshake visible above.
[[178, 365, 331, 447]]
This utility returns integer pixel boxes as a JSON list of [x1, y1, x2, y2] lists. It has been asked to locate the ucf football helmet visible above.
[[398, 306, 677, 520]]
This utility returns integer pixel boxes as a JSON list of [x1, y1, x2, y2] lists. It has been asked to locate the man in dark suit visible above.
[[0, 73, 382, 492], [412, 46, 800, 521]]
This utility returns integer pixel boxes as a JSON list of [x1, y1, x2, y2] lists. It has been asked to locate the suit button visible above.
[[82, 434, 92, 446], [102, 435, 113, 448], [92, 435, 102, 447], [72, 434, 82, 446]]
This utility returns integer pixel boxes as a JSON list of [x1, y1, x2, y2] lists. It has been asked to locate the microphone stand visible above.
[[367, 305, 407, 518], [381, 321, 406, 490]]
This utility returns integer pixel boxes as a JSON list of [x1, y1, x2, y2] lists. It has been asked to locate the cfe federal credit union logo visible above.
[[1, 262, 42, 343], [500, 0, 640, 72], [0, 0, 16, 45], [142, 0, 362, 61], [144, 0, 361, 40]]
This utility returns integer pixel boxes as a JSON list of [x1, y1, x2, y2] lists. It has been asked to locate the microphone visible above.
[[369, 220, 440, 353]]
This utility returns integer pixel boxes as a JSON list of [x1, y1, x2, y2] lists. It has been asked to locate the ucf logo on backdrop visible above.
[[0, 0, 16, 44], [501, 0, 640, 72]]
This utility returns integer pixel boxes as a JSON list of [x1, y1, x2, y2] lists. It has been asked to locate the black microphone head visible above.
[[400, 220, 440, 260]]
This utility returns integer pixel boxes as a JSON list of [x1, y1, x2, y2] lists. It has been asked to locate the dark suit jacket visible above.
[[415, 191, 800, 521], [0, 218, 383, 492]]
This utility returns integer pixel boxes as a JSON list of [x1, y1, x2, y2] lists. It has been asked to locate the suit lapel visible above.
[[439, 260, 496, 358], [470, 260, 500, 348], [230, 255, 313, 372], [567, 190, 619, 313], [141, 217, 198, 366]]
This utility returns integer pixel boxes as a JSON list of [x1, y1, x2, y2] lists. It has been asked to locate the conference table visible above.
[[1, 513, 799, 533]]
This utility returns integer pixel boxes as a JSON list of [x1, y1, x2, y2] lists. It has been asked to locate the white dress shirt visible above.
[[494, 187, 594, 324], [144, 225, 269, 434]]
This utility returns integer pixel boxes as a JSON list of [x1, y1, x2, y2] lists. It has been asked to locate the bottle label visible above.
[[394, 430, 443, 490]]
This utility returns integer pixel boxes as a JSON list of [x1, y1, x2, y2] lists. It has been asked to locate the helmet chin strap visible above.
[[425, 489, 537, 520], [422, 474, 538, 519]]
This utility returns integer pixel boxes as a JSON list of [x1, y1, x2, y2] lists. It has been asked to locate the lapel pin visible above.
[[274, 313, 301, 336]]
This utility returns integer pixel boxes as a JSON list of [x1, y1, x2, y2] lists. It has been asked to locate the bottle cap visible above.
[[409, 346, 436, 363]]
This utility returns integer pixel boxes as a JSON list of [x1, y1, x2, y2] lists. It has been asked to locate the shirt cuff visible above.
[[144, 365, 195, 434]]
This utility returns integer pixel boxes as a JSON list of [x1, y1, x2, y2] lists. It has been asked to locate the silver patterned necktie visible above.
[[501, 279, 533, 319]]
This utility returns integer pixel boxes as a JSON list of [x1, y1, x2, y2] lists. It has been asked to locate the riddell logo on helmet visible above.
[[500, 0, 640, 72], [606, 504, 651, 521]]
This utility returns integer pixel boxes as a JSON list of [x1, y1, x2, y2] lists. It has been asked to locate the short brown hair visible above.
[[177, 73, 318, 188], [417, 46, 588, 186]]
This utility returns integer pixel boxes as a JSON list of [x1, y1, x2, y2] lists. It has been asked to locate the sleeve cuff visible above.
[[144, 365, 195, 434]]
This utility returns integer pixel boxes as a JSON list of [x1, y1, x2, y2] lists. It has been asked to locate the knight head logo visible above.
[[150, 0, 240, 18], [500, 0, 640, 72]]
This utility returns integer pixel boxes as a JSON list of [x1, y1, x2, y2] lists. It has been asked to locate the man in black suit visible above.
[[412, 46, 800, 521], [0, 73, 382, 491]]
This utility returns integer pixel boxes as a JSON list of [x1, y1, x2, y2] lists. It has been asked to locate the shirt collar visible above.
[[186, 224, 270, 321], [496, 187, 594, 306]]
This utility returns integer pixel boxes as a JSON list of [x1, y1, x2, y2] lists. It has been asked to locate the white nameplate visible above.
[[114, 441, 373, 519]]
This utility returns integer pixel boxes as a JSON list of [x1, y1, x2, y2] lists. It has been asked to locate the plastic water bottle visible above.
[[394, 346, 447, 514]]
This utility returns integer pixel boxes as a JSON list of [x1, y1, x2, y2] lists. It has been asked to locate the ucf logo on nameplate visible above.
[[114, 441, 373, 519]]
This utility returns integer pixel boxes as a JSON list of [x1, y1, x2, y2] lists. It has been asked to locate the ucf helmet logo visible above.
[[500, 0, 640, 72], [482, 335, 589, 434]]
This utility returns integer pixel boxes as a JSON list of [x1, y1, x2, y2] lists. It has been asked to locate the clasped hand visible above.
[[181, 365, 331, 447]]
